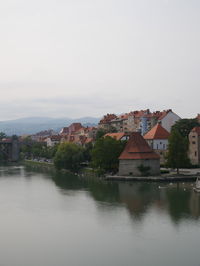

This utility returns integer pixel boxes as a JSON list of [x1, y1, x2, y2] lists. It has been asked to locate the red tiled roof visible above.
[[158, 109, 172, 120], [99, 114, 117, 124], [144, 123, 170, 140], [104, 132, 128, 141], [191, 127, 200, 136], [119, 132, 160, 160], [60, 127, 69, 134]]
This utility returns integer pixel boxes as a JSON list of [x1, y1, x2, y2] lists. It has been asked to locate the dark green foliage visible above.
[[172, 118, 200, 138], [95, 126, 117, 140], [91, 136, 126, 173], [0, 132, 7, 139], [96, 129, 107, 140], [54, 142, 84, 171], [166, 129, 190, 174], [137, 164, 151, 176], [83, 142, 93, 162], [20, 138, 58, 159]]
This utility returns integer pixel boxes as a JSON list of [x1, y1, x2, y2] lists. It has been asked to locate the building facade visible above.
[[188, 127, 200, 165], [144, 123, 170, 165], [118, 132, 160, 176]]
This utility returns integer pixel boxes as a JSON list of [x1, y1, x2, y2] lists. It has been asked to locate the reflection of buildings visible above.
[[118, 182, 167, 220], [189, 190, 200, 219], [118, 182, 200, 224]]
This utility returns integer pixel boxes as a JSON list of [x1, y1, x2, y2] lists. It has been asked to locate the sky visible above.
[[0, 0, 199, 120]]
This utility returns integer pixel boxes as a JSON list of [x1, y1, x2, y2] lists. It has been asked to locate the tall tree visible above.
[[172, 118, 200, 138], [0, 132, 7, 140], [166, 129, 190, 174], [54, 142, 84, 171], [91, 136, 125, 173]]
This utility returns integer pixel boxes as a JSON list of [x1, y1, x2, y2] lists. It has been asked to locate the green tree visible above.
[[0, 132, 7, 140], [95, 126, 118, 140], [83, 142, 93, 162], [54, 142, 84, 171], [172, 118, 200, 138], [166, 129, 190, 174], [91, 136, 125, 173]]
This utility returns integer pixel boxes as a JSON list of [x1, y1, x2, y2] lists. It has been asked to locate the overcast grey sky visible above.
[[0, 0, 199, 120]]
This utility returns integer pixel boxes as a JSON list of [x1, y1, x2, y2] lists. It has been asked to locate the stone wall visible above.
[[118, 159, 160, 176], [188, 132, 200, 165]]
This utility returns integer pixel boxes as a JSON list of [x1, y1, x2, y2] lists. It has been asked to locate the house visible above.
[[118, 132, 160, 176], [98, 114, 118, 131], [31, 129, 56, 142], [99, 109, 180, 135], [104, 132, 130, 141], [68, 123, 83, 134], [59, 127, 69, 136], [188, 127, 200, 165], [196, 114, 200, 123], [157, 109, 180, 132], [144, 123, 170, 164], [45, 135, 61, 147]]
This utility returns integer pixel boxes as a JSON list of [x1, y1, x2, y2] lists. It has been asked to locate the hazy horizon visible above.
[[0, 0, 199, 120]]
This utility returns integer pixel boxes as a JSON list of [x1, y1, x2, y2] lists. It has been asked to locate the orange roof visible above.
[[191, 127, 200, 136], [104, 132, 127, 140], [99, 114, 117, 124], [144, 123, 170, 140], [119, 133, 160, 160]]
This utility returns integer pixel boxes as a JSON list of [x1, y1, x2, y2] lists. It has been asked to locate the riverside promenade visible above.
[[105, 168, 200, 182]]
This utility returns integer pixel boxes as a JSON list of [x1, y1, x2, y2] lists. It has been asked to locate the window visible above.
[[192, 141, 196, 144], [195, 151, 197, 157]]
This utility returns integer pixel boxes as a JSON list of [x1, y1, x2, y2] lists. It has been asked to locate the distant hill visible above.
[[0, 117, 100, 136]]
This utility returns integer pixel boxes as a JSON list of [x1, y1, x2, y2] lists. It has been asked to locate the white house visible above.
[[144, 123, 170, 164], [158, 110, 181, 132]]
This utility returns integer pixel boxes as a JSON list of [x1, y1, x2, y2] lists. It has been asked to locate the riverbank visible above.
[[105, 168, 200, 182], [105, 175, 198, 182], [23, 160, 200, 183]]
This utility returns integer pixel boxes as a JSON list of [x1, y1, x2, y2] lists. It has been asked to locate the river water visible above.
[[0, 165, 200, 266]]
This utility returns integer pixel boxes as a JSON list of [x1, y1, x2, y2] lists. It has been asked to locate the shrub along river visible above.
[[0, 165, 200, 266]]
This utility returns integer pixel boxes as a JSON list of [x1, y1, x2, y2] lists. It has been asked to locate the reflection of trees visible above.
[[118, 182, 200, 224], [166, 184, 191, 224], [24, 165, 200, 225], [87, 180, 120, 203], [166, 183, 200, 223]]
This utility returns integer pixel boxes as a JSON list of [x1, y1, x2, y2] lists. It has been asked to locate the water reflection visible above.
[[24, 165, 200, 224]]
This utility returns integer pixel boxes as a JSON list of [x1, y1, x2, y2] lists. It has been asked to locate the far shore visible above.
[[23, 159, 200, 182]]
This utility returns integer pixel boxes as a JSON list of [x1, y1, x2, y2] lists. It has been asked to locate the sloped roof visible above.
[[104, 132, 127, 140], [191, 126, 200, 136], [144, 123, 170, 140], [119, 132, 160, 160]]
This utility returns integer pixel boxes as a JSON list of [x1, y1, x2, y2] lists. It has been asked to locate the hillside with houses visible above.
[[10, 109, 199, 176], [1, 109, 199, 176]]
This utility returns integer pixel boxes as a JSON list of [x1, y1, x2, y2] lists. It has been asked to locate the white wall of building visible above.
[[160, 111, 180, 132], [153, 139, 168, 150]]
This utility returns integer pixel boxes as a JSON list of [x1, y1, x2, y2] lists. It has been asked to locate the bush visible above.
[[137, 164, 151, 176]]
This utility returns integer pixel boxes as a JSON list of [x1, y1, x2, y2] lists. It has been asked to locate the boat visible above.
[[193, 177, 200, 193]]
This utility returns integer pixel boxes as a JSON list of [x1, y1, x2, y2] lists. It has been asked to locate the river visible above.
[[0, 165, 199, 266]]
